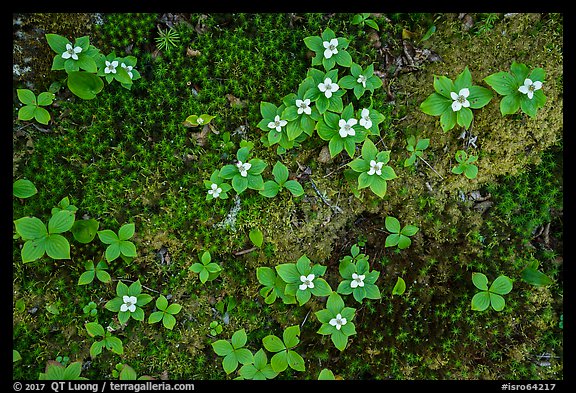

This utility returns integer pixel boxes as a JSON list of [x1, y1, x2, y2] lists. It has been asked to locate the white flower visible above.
[[518, 78, 542, 100], [329, 313, 347, 330], [359, 108, 372, 129], [61, 43, 82, 60], [338, 118, 357, 138], [121, 62, 133, 79], [197, 117, 204, 124], [450, 88, 470, 112], [357, 74, 367, 88], [350, 273, 366, 288], [318, 78, 339, 99], [104, 60, 119, 74], [208, 183, 222, 198], [120, 295, 137, 313], [236, 161, 252, 177], [296, 99, 312, 115], [322, 38, 339, 59], [267, 115, 288, 132], [299, 274, 315, 291], [368, 160, 384, 176]]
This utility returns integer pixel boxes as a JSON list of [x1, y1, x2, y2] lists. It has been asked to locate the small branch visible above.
[[309, 178, 343, 214], [300, 309, 312, 329], [418, 156, 444, 180], [233, 247, 257, 256], [113, 278, 161, 294]]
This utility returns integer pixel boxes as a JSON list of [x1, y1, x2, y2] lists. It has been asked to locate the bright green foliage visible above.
[[276, 255, 332, 306], [351, 13, 379, 31], [384, 216, 419, 250], [336, 244, 381, 303], [66, 71, 104, 99], [339, 62, 383, 100], [82, 301, 98, 317], [260, 161, 305, 198], [257, 101, 295, 150], [16, 89, 54, 125], [355, 106, 387, 136], [471, 273, 513, 312], [46, 34, 98, 73], [317, 103, 367, 158], [14, 209, 75, 263], [97, 223, 137, 262], [220, 146, 267, 194], [304, 27, 352, 71], [70, 218, 100, 244], [13, 179, 37, 199], [484, 62, 546, 117], [404, 136, 430, 167], [262, 325, 306, 373], [13, 350, 22, 363], [347, 138, 396, 197], [95, 52, 137, 87], [215, 295, 237, 317], [392, 277, 407, 296], [211, 328, 254, 375], [155, 26, 180, 51], [184, 113, 215, 127], [39, 361, 88, 380], [238, 348, 278, 380], [521, 259, 553, 287], [249, 228, 264, 248], [451, 150, 478, 179], [420, 66, 493, 131], [85, 321, 124, 358], [203, 169, 232, 201], [51, 197, 78, 215], [210, 321, 223, 336], [256, 266, 296, 305], [318, 368, 337, 380], [112, 364, 154, 380], [315, 292, 357, 351], [104, 280, 153, 325], [189, 251, 222, 284], [303, 68, 345, 115], [280, 78, 322, 141], [78, 260, 111, 285], [148, 295, 182, 330]]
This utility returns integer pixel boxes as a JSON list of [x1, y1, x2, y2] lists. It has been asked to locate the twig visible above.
[[309, 178, 343, 213], [323, 160, 350, 178], [300, 309, 312, 329], [418, 156, 444, 180], [233, 247, 257, 256], [112, 278, 161, 294]]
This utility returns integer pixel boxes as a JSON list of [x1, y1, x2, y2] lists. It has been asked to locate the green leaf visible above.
[[71, 219, 99, 243], [118, 223, 135, 240], [284, 180, 304, 197], [90, 341, 104, 359], [104, 297, 123, 313], [471, 291, 491, 311], [155, 295, 169, 311], [392, 277, 406, 295], [249, 228, 264, 248], [232, 175, 249, 194], [521, 267, 553, 286], [489, 293, 506, 311], [165, 303, 182, 315], [467, 86, 493, 109], [270, 352, 288, 373], [222, 353, 239, 374], [13, 350, 22, 363], [287, 350, 306, 371], [48, 210, 75, 234], [472, 272, 489, 290], [257, 267, 276, 287], [484, 71, 517, 96], [212, 340, 233, 356], [272, 162, 289, 184], [310, 278, 333, 297], [44, 234, 70, 259], [318, 368, 336, 380], [148, 311, 164, 324], [106, 336, 124, 355], [489, 275, 513, 295], [14, 217, 47, 240], [283, 325, 301, 349], [98, 230, 119, 244], [85, 322, 105, 337], [276, 263, 300, 284], [231, 328, 248, 349], [17, 89, 37, 106], [385, 233, 400, 248], [464, 164, 478, 179], [105, 243, 121, 262], [119, 241, 137, 257], [500, 94, 521, 115], [18, 105, 36, 121], [420, 25, 436, 41], [78, 270, 95, 285], [439, 108, 457, 131], [130, 307, 145, 321], [162, 313, 177, 330], [67, 71, 104, 100], [385, 216, 401, 233], [433, 75, 454, 99], [119, 365, 138, 380], [397, 235, 412, 249], [263, 335, 286, 353], [331, 329, 348, 351], [401, 225, 419, 237], [128, 280, 142, 296], [454, 66, 472, 92], [456, 107, 473, 129], [235, 348, 254, 365], [96, 269, 111, 283]]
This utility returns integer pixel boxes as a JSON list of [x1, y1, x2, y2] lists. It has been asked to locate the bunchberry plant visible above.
[[184, 113, 215, 127], [304, 27, 352, 71], [70, 217, 100, 244], [339, 63, 383, 100], [404, 136, 430, 167], [280, 78, 321, 141], [16, 89, 55, 125], [82, 301, 98, 317], [471, 273, 513, 312], [336, 244, 381, 303], [392, 277, 407, 296], [384, 216, 419, 250], [14, 209, 75, 263], [317, 103, 367, 158], [256, 266, 296, 305], [211, 328, 254, 375], [55, 356, 70, 367], [39, 361, 88, 380], [257, 102, 295, 151], [420, 66, 493, 131], [351, 13, 379, 31], [276, 254, 332, 306], [484, 62, 546, 117], [210, 321, 223, 336], [189, 251, 222, 284], [105, 280, 153, 325], [451, 150, 478, 179], [96, 52, 140, 90], [97, 223, 137, 262], [521, 259, 553, 287], [303, 68, 345, 115], [355, 106, 387, 136], [315, 292, 356, 351], [249, 228, 264, 248], [13, 179, 37, 199], [13, 350, 21, 363], [112, 364, 153, 380], [262, 325, 306, 373], [85, 322, 124, 358], [148, 295, 182, 330], [260, 161, 305, 198], [51, 197, 77, 215], [238, 348, 278, 380], [348, 138, 397, 197], [78, 260, 112, 285], [220, 146, 267, 194], [204, 169, 232, 201]]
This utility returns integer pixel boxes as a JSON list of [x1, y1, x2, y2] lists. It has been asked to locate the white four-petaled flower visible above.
[[338, 118, 357, 138], [450, 88, 470, 112], [518, 78, 542, 100], [329, 313, 347, 330], [350, 272, 366, 288], [121, 62, 133, 79], [299, 274, 315, 291], [267, 115, 287, 132], [296, 99, 312, 115], [318, 78, 339, 99], [322, 38, 339, 59], [197, 117, 204, 124], [368, 160, 384, 176], [62, 43, 82, 60], [105, 60, 119, 74], [208, 183, 222, 198], [120, 295, 137, 313], [236, 161, 252, 177], [357, 74, 367, 88], [359, 108, 372, 129]]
